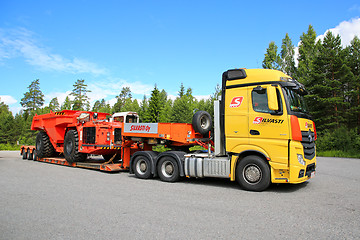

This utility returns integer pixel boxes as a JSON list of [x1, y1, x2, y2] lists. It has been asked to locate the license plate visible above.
[[310, 171, 315, 178]]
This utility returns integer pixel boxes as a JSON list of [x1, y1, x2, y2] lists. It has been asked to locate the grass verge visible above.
[[317, 150, 360, 159]]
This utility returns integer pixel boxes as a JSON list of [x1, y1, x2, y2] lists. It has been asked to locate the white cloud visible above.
[[0, 95, 17, 105], [294, 17, 360, 66], [194, 95, 212, 101], [0, 28, 107, 74], [44, 91, 72, 105], [41, 78, 154, 109], [88, 78, 153, 101], [316, 18, 360, 46]]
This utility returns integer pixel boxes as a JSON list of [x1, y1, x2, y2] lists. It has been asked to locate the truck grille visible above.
[[301, 130, 315, 160], [83, 127, 96, 144]]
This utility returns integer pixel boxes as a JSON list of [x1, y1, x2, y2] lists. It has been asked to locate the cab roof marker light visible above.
[[290, 115, 302, 141]]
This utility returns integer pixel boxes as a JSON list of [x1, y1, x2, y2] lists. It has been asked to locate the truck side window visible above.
[[252, 88, 282, 114]]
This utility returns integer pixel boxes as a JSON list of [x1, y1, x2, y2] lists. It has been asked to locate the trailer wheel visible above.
[[36, 131, 55, 158], [64, 130, 87, 163], [133, 156, 152, 179], [192, 111, 212, 135], [33, 150, 37, 161], [157, 156, 180, 182], [27, 150, 33, 160], [235, 155, 271, 192], [22, 149, 27, 159]]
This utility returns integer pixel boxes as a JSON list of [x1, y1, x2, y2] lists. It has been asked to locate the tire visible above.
[[192, 111, 212, 135], [27, 150, 33, 160], [33, 150, 37, 161], [236, 155, 271, 192], [157, 156, 180, 182], [36, 131, 55, 158], [133, 155, 152, 179], [22, 149, 27, 159], [64, 130, 87, 163]]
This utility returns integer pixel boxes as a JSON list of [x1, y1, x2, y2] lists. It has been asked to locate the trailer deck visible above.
[[35, 157, 125, 172], [21, 146, 125, 172]]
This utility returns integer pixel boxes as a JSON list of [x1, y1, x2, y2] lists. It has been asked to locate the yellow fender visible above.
[[229, 145, 270, 181]]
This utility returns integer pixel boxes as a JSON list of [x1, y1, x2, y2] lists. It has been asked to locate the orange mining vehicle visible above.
[[30, 110, 211, 177]]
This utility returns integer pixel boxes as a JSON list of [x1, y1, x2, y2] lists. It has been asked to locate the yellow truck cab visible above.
[[185, 68, 316, 191], [219, 68, 316, 190]]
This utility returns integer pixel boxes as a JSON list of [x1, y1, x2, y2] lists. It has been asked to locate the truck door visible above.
[[248, 84, 289, 165], [224, 86, 250, 151]]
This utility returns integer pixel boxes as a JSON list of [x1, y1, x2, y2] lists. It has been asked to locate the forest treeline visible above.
[[1, 24, 360, 156], [262, 25, 360, 156], [0, 78, 220, 148]]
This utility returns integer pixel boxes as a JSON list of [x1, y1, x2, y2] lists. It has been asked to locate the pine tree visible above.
[[70, 79, 91, 111], [113, 87, 132, 112], [178, 83, 185, 97], [262, 41, 281, 70], [158, 89, 171, 122], [308, 31, 348, 131], [297, 25, 317, 84], [99, 99, 112, 113], [345, 36, 360, 129], [49, 97, 60, 111], [171, 86, 195, 123], [0, 99, 10, 114], [0, 100, 16, 144], [139, 95, 148, 122], [61, 96, 72, 110], [280, 33, 296, 77], [146, 85, 162, 123], [92, 100, 102, 112], [20, 79, 45, 112]]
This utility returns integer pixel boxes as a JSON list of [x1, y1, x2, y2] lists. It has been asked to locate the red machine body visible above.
[[31, 110, 204, 169]]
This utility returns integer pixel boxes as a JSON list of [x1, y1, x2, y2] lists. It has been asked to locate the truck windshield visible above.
[[284, 88, 308, 114]]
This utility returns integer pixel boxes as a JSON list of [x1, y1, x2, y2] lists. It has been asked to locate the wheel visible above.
[[236, 155, 271, 191], [27, 150, 33, 160], [133, 155, 152, 179], [33, 150, 37, 161], [22, 149, 27, 159], [192, 111, 212, 135], [64, 130, 87, 163], [36, 131, 55, 158], [157, 156, 180, 182]]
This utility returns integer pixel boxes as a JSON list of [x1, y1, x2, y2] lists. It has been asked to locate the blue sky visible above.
[[1, 0, 360, 114]]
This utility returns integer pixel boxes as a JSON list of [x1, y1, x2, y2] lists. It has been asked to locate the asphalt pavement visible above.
[[1, 151, 359, 239]]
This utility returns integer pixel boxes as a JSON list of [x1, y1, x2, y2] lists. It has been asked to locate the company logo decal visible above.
[[130, 125, 151, 132], [230, 97, 244, 108], [253, 117, 263, 124], [124, 123, 158, 134], [253, 117, 284, 124], [305, 122, 313, 129]]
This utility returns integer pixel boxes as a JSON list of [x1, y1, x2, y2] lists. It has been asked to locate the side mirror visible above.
[[267, 86, 279, 111]]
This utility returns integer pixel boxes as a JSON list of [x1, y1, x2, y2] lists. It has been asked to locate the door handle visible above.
[[250, 130, 260, 135]]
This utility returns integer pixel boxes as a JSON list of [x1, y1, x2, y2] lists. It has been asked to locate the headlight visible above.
[[297, 154, 305, 165]]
